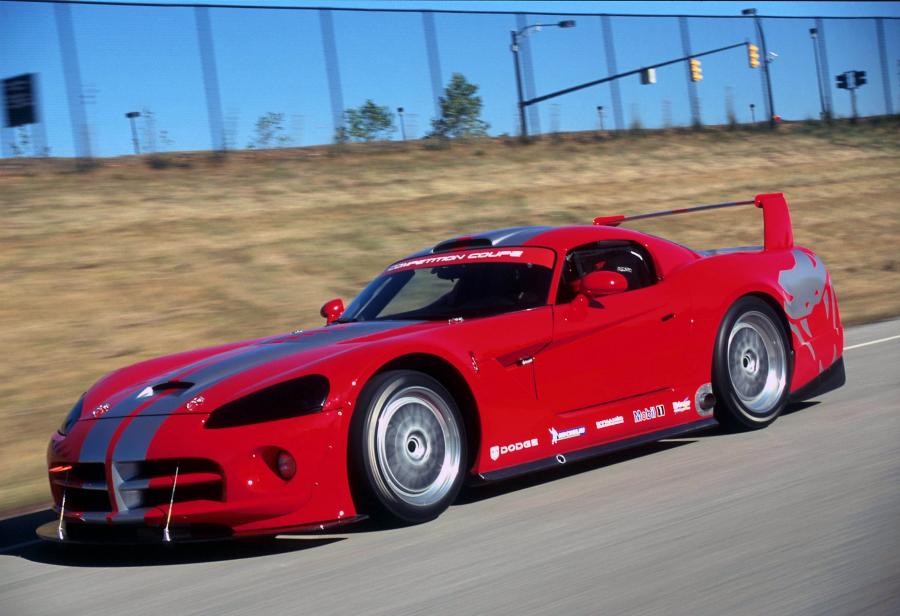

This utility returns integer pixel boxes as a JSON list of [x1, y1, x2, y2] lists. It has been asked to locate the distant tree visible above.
[[344, 100, 396, 142], [429, 73, 489, 139], [248, 112, 290, 149]]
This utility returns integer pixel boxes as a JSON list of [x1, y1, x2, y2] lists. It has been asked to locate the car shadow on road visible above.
[[456, 438, 701, 505], [0, 510, 343, 568]]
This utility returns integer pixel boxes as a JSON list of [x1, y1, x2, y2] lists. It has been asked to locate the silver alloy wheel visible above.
[[726, 310, 787, 415], [373, 385, 462, 507]]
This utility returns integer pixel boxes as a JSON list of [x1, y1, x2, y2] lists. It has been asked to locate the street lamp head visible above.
[[809, 27, 818, 37], [558, 20, 576, 28], [397, 107, 404, 113], [125, 111, 140, 119], [741, 8, 757, 15]]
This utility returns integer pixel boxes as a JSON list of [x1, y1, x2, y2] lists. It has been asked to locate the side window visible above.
[[556, 241, 657, 303]]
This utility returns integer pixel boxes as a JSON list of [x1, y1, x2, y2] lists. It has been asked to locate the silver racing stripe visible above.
[[77, 417, 126, 463], [111, 414, 169, 462], [76, 321, 417, 467]]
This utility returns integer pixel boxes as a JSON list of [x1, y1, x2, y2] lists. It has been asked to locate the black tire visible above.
[[349, 370, 467, 525], [713, 296, 793, 431]]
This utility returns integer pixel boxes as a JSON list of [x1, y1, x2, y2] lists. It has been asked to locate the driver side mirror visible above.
[[320, 298, 345, 325], [581, 271, 628, 298]]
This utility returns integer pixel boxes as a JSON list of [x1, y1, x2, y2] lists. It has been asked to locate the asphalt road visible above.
[[2, 319, 899, 616]]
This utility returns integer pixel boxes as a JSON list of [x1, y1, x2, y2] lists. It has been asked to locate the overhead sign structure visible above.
[[3, 73, 37, 128]]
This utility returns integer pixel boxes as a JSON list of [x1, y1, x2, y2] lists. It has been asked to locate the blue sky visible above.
[[2, 1, 899, 157]]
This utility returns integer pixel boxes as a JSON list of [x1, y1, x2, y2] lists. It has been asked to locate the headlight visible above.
[[205, 375, 329, 429], [58, 395, 85, 436]]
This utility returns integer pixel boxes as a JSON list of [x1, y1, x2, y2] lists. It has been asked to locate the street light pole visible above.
[[509, 20, 576, 140], [510, 30, 528, 139], [809, 28, 827, 120], [749, 103, 756, 124], [125, 111, 141, 155], [397, 107, 407, 141], [743, 8, 777, 127], [596, 105, 605, 131]]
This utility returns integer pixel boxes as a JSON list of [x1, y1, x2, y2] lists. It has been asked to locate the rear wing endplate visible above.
[[593, 192, 794, 251]]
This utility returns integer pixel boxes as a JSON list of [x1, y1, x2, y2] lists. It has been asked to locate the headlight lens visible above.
[[58, 395, 85, 435], [205, 375, 329, 429]]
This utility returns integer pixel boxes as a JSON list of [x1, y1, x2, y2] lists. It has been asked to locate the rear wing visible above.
[[593, 193, 794, 251]]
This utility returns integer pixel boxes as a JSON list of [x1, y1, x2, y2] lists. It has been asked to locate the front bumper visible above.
[[42, 409, 358, 543]]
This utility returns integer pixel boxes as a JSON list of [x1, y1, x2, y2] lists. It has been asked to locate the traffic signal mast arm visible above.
[[522, 40, 749, 107]]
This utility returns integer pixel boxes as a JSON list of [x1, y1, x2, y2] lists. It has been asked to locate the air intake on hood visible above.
[[152, 381, 194, 393]]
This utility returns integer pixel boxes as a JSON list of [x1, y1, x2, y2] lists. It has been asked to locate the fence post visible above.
[[875, 18, 893, 116], [422, 12, 444, 121], [814, 18, 834, 118], [54, 2, 91, 160], [679, 16, 702, 126], [319, 9, 345, 140], [194, 7, 226, 152], [600, 15, 624, 131]]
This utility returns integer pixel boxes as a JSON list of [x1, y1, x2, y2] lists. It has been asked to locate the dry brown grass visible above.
[[1, 121, 898, 513]]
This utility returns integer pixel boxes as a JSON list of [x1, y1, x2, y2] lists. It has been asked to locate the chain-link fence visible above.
[[1, 1, 898, 157]]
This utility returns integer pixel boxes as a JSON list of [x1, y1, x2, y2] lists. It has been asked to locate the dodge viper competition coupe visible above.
[[41, 192, 845, 543]]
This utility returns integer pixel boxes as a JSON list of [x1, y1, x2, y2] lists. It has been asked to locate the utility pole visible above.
[[125, 111, 140, 154], [743, 8, 777, 127], [750, 103, 756, 124]]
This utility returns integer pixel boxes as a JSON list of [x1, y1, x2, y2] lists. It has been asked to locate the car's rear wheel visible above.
[[350, 370, 466, 524], [713, 296, 792, 431]]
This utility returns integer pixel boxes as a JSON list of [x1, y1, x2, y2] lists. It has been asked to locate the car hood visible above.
[[80, 320, 428, 420]]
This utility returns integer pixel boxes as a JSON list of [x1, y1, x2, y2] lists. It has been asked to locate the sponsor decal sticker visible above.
[[633, 404, 666, 423], [673, 398, 692, 414], [489, 437, 539, 461], [549, 426, 586, 445], [92, 402, 111, 418], [596, 415, 625, 430]]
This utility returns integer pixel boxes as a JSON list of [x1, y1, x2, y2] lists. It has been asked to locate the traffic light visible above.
[[854, 70, 867, 87], [690, 58, 702, 82], [836, 73, 848, 90], [747, 43, 760, 69]]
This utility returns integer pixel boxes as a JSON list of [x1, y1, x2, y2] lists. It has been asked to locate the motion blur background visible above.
[[0, 1, 898, 514], [1, 0, 900, 155]]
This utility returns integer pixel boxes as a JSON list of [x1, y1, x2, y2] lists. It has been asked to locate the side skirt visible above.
[[479, 418, 718, 482]]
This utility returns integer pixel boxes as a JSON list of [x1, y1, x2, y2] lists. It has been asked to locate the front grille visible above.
[[51, 463, 112, 513], [113, 458, 224, 512]]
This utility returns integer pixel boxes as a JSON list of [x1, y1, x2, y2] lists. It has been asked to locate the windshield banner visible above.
[[385, 247, 555, 273]]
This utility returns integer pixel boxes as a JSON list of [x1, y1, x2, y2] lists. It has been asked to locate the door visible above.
[[534, 241, 690, 417]]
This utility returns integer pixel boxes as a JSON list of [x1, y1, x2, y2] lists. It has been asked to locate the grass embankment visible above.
[[1, 121, 898, 513]]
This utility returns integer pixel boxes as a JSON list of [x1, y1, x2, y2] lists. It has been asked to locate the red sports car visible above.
[[41, 193, 845, 543]]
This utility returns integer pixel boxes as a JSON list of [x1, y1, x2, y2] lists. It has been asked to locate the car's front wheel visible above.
[[350, 370, 466, 524], [713, 296, 792, 431]]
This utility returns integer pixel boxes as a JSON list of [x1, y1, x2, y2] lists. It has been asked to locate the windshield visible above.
[[340, 251, 554, 322]]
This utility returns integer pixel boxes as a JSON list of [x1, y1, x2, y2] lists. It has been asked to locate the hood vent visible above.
[[137, 380, 195, 399], [153, 380, 194, 392]]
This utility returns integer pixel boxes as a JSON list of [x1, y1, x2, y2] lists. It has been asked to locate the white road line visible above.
[[0, 539, 40, 553], [844, 333, 900, 351]]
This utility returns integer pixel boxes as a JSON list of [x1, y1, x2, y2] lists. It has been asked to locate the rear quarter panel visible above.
[[678, 247, 843, 393]]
